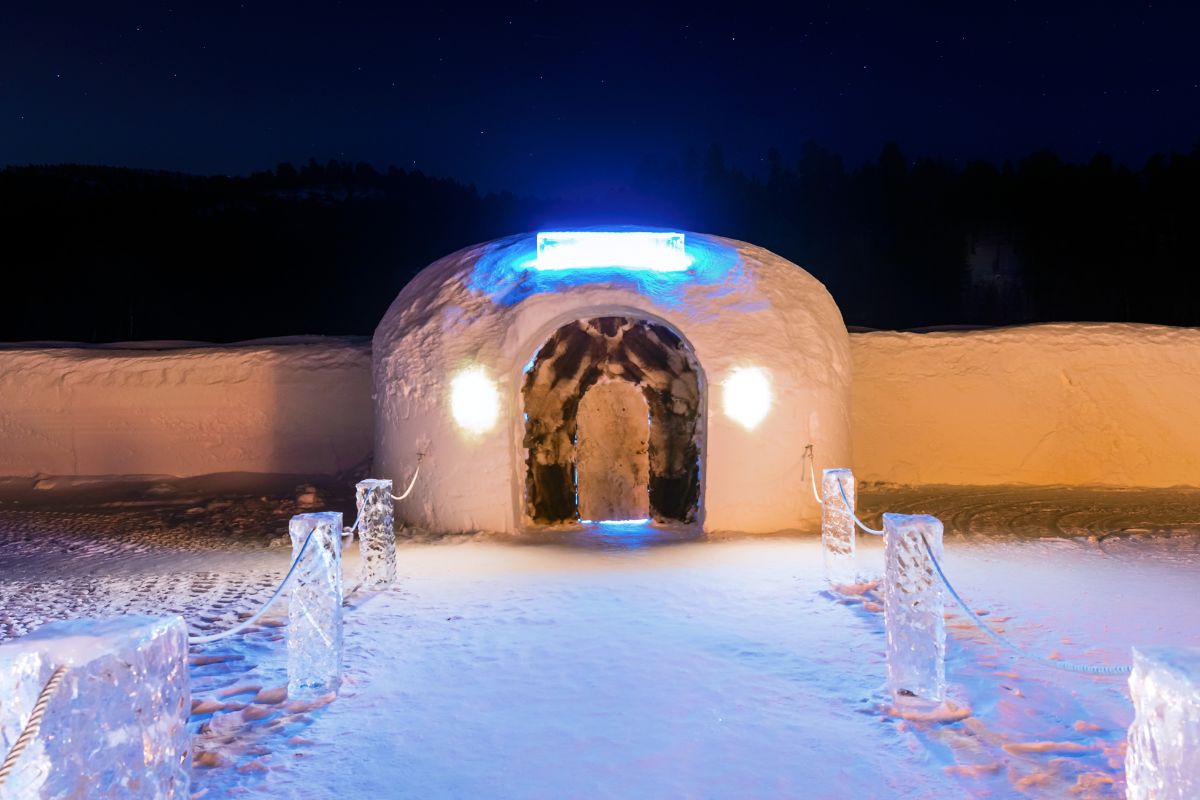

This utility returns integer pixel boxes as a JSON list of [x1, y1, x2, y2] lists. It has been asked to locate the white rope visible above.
[[390, 464, 420, 502], [835, 477, 884, 536], [803, 444, 823, 506], [188, 528, 317, 645], [921, 533, 1131, 675], [0, 665, 68, 787], [343, 511, 361, 539]]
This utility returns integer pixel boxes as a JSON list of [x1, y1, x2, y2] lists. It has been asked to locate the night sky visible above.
[[3, 1, 1198, 195]]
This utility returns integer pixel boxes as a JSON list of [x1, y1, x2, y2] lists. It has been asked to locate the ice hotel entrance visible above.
[[372, 229, 854, 536]]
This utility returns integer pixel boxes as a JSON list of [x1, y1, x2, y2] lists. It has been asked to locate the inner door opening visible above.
[[576, 380, 650, 522]]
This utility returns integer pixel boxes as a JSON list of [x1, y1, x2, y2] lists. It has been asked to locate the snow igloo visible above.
[[373, 229, 852, 535]]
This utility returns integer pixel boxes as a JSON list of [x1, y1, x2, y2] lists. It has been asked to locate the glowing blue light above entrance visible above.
[[580, 518, 652, 525], [534, 231, 689, 272]]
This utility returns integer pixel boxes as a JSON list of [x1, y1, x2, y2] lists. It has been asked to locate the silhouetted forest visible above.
[[4, 143, 1199, 343]]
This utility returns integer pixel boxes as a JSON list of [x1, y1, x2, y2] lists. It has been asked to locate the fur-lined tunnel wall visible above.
[[522, 317, 702, 524]]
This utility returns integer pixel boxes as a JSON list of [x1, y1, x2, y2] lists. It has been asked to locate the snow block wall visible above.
[[851, 324, 1200, 487], [11, 274, 1198, 499], [0, 338, 372, 478]]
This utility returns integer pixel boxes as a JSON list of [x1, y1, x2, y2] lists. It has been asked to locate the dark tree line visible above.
[[628, 142, 1200, 329], [3, 144, 1199, 343], [1, 161, 528, 343]]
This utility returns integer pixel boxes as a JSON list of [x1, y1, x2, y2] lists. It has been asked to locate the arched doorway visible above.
[[521, 316, 704, 525]]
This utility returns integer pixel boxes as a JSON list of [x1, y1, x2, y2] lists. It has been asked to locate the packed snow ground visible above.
[[1, 479, 1198, 798]]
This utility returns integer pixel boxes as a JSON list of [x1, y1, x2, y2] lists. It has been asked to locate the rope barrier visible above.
[[188, 528, 317, 645], [920, 533, 1131, 676], [836, 477, 885, 536], [802, 445, 823, 506], [0, 665, 68, 788], [804, 445, 881, 535], [808, 444, 1129, 675], [7, 472, 409, 778], [390, 464, 420, 502], [193, 460, 422, 647]]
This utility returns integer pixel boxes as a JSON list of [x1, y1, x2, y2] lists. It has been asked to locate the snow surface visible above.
[[0, 481, 1197, 798], [373, 230, 853, 535]]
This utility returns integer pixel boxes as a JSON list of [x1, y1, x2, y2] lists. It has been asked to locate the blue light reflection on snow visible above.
[[534, 231, 689, 272], [467, 228, 745, 310], [578, 516, 656, 550]]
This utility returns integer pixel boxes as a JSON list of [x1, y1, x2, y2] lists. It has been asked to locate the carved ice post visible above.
[[0, 615, 191, 797], [1126, 646, 1200, 799], [288, 511, 343, 699], [821, 468, 857, 585], [883, 513, 946, 704], [355, 479, 396, 589]]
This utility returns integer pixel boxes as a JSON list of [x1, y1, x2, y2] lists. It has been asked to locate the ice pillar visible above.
[[0, 615, 190, 798], [883, 513, 945, 704], [1126, 646, 1200, 799], [821, 468, 857, 585], [288, 511, 344, 699], [355, 479, 397, 589]]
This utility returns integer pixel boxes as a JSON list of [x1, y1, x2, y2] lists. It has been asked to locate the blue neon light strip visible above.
[[579, 518, 652, 525], [533, 231, 689, 272]]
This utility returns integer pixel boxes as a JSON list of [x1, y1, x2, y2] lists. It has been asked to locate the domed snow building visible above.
[[373, 229, 852, 535]]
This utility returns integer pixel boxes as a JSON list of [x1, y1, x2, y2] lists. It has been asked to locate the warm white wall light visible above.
[[450, 367, 500, 434], [722, 367, 771, 430]]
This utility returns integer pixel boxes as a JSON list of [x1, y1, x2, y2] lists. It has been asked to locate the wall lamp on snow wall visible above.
[[532, 231, 690, 272], [450, 367, 500, 434], [722, 367, 772, 430]]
